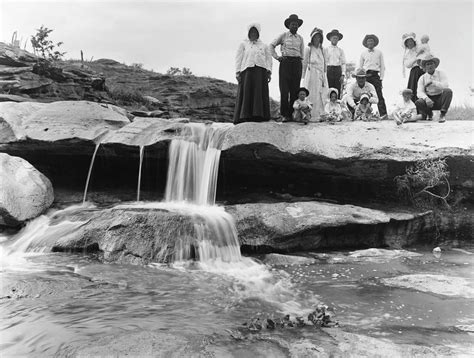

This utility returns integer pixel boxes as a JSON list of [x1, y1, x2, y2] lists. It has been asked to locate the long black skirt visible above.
[[407, 65, 425, 102], [233, 66, 270, 124]]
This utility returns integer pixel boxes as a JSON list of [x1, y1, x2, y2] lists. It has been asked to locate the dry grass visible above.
[[448, 105, 474, 120]]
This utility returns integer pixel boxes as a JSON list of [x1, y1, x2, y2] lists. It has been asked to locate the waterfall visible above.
[[163, 123, 241, 263], [137, 145, 145, 201], [83, 143, 101, 203]]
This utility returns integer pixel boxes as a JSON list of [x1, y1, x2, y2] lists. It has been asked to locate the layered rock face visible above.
[[0, 153, 54, 226]]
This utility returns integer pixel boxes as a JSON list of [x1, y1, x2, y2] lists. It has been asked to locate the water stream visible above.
[[82, 143, 101, 204], [136, 145, 145, 202]]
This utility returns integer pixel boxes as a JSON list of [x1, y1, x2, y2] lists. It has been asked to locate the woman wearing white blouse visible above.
[[302, 27, 328, 121], [402, 32, 424, 102], [234, 23, 273, 124]]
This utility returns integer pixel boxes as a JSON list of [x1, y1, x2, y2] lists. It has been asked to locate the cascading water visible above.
[[137, 145, 145, 201], [162, 123, 242, 263], [82, 143, 101, 203]]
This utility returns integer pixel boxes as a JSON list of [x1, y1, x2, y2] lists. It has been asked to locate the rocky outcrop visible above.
[[0, 153, 54, 226]]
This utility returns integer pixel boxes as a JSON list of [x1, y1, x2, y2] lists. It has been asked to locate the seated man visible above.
[[341, 68, 378, 119], [415, 55, 453, 123]]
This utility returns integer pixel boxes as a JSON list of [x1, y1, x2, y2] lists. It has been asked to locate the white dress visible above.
[[302, 46, 328, 120]]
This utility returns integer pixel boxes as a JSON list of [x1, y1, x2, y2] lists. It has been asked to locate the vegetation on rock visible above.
[[30, 26, 65, 61]]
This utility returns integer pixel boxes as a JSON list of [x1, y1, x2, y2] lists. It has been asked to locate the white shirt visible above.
[[393, 99, 416, 114], [359, 48, 385, 80], [324, 45, 346, 73], [417, 70, 449, 99], [324, 101, 343, 115], [235, 39, 272, 74], [403, 47, 419, 70], [270, 32, 305, 59], [345, 81, 378, 107]]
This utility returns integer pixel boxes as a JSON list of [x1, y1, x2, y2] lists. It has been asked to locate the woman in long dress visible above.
[[402, 32, 424, 102], [233, 23, 272, 124], [302, 27, 328, 121]]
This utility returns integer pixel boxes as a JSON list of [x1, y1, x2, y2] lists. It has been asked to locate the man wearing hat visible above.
[[359, 34, 387, 117], [341, 68, 378, 118], [415, 55, 452, 123], [270, 14, 305, 121], [324, 29, 346, 99]]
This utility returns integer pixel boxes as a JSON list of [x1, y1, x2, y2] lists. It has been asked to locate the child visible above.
[[354, 93, 379, 121], [417, 34, 430, 56], [322, 88, 344, 121], [292, 87, 312, 124], [391, 89, 422, 125]]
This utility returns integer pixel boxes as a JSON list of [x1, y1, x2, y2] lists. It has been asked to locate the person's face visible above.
[[289, 21, 299, 34], [330, 92, 337, 101], [298, 91, 306, 100], [248, 27, 259, 41], [405, 38, 415, 49], [330, 36, 339, 46], [361, 98, 369, 105], [424, 61, 436, 74], [311, 34, 322, 47], [366, 38, 375, 49], [356, 76, 366, 87], [402, 94, 411, 102]]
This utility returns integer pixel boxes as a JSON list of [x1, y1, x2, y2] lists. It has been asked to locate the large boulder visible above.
[[0, 153, 54, 226], [0, 100, 129, 149]]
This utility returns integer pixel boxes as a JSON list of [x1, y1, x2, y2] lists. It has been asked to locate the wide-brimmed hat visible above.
[[352, 68, 367, 78], [401, 88, 413, 96], [284, 14, 303, 29], [309, 27, 324, 45], [360, 93, 370, 101], [402, 32, 416, 48], [326, 29, 343, 41], [362, 34, 379, 48], [417, 54, 440, 68], [298, 87, 310, 96], [328, 87, 339, 98]]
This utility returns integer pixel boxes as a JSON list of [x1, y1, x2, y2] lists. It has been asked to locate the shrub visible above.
[[166, 67, 193, 76], [395, 158, 451, 208], [108, 86, 148, 106], [31, 26, 66, 61]]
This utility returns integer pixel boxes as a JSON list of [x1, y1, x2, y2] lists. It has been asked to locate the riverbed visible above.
[[1, 245, 473, 357]]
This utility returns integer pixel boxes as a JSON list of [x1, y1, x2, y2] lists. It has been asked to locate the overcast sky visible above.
[[1, 0, 472, 106]]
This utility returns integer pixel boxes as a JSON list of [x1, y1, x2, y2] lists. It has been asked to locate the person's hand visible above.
[[267, 71, 271, 83], [425, 81, 432, 89], [339, 75, 345, 84], [236, 72, 241, 82], [277, 56, 283, 62], [425, 98, 434, 108]]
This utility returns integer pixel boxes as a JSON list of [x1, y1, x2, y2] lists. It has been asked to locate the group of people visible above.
[[233, 14, 453, 125]]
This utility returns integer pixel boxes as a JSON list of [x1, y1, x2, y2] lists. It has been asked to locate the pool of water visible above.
[[1, 247, 473, 356]]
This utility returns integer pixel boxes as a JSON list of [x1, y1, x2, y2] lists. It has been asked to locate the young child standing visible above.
[[391, 89, 422, 125], [324, 29, 346, 99], [322, 88, 344, 121], [354, 93, 379, 121], [292, 87, 312, 124]]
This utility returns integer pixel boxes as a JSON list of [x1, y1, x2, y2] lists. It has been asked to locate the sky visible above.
[[1, 0, 473, 106]]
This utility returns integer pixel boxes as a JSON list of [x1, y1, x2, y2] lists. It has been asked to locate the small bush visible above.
[[108, 86, 148, 106], [31, 25, 66, 61], [166, 67, 193, 76], [395, 158, 451, 208], [131, 63, 143, 70]]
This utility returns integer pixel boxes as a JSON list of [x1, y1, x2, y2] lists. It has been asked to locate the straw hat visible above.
[[418, 54, 440, 68], [362, 34, 379, 48], [402, 32, 416, 48], [352, 68, 367, 78], [326, 29, 343, 41], [284, 14, 303, 29]]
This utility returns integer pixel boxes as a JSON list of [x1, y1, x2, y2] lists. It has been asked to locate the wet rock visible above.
[[263, 253, 315, 266], [0, 153, 53, 226], [381, 274, 474, 298]]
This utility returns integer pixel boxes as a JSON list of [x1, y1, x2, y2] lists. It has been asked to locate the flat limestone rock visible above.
[[381, 274, 474, 298], [222, 121, 474, 161], [0, 100, 129, 143], [263, 253, 315, 266], [0, 153, 54, 226]]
